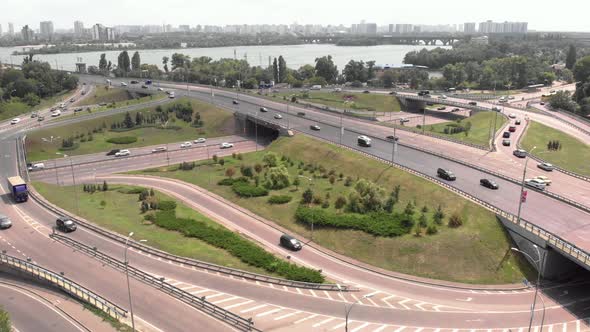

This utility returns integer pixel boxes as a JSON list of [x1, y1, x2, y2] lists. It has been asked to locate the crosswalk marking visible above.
[[223, 300, 253, 310], [352, 322, 370, 332], [189, 289, 208, 295], [331, 322, 347, 330], [256, 308, 282, 317], [309, 290, 318, 297], [211, 296, 240, 305], [274, 311, 301, 321], [338, 292, 349, 303], [313, 317, 335, 328], [294, 314, 318, 325], [372, 325, 388, 332], [240, 304, 267, 313], [203, 293, 224, 300], [296, 288, 303, 295], [398, 299, 411, 310], [393, 326, 405, 332]]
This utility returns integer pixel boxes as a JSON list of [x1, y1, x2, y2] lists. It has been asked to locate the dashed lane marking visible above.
[[256, 308, 282, 317], [240, 304, 267, 313], [324, 291, 333, 300], [351, 322, 370, 332], [393, 326, 406, 332], [313, 317, 335, 328], [372, 325, 388, 332], [211, 296, 240, 305], [223, 300, 253, 310], [398, 299, 412, 310], [273, 311, 301, 321]]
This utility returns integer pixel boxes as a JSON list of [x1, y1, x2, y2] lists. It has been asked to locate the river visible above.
[[0, 44, 448, 72]]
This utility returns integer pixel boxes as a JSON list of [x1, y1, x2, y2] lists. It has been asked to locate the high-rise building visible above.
[[39, 21, 54, 38], [74, 21, 85, 36], [395, 24, 413, 34], [8, 22, 14, 35], [478, 20, 527, 34], [351, 20, 377, 35], [463, 22, 476, 34], [92, 24, 115, 40], [21, 25, 34, 42]]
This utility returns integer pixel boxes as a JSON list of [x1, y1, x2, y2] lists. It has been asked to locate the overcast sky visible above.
[[2, 0, 588, 32]]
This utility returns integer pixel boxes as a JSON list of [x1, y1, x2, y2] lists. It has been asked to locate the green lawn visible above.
[[276, 91, 401, 113], [26, 98, 234, 161], [134, 135, 531, 284], [521, 121, 590, 176], [78, 85, 134, 106], [0, 90, 74, 121], [33, 182, 278, 275]]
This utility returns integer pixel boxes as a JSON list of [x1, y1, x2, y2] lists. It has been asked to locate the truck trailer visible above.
[[7, 176, 28, 203]]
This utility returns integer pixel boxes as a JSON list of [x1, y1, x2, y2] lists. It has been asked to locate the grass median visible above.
[[33, 182, 322, 281], [133, 134, 532, 284], [0, 90, 74, 121], [26, 97, 234, 162], [521, 120, 590, 176], [273, 91, 401, 113]]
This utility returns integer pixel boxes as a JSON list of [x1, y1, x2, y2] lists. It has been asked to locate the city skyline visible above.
[[1, 0, 589, 32]]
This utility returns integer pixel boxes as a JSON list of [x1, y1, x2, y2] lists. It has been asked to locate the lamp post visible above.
[[511, 246, 544, 332], [124, 232, 146, 332], [337, 284, 374, 332], [517, 146, 536, 225], [391, 126, 398, 164]]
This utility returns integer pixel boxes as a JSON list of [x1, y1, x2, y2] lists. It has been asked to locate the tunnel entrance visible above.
[[234, 113, 283, 145]]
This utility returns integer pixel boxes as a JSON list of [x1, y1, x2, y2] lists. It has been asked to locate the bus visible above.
[[357, 135, 372, 147]]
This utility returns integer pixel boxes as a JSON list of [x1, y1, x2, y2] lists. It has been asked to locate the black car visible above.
[[56, 216, 77, 232], [468, 101, 477, 106], [502, 131, 511, 138], [232, 100, 239, 105], [130, 80, 139, 84], [480, 178, 499, 190], [515, 120, 522, 125], [297, 112, 306, 117], [106, 149, 120, 156], [363, 90, 370, 94], [386, 135, 399, 141], [0, 214, 12, 230], [260, 107, 268, 112], [141, 85, 148, 89], [437, 168, 456, 181], [280, 234, 302, 251], [310, 125, 321, 131]]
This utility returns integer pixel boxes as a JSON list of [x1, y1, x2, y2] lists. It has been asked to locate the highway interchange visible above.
[[1, 75, 590, 331]]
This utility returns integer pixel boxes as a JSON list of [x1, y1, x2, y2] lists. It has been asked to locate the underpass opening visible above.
[[235, 113, 281, 145]]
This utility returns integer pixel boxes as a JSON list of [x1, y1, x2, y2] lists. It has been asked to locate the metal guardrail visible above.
[[0, 252, 128, 320], [301, 129, 590, 270], [49, 233, 260, 332]]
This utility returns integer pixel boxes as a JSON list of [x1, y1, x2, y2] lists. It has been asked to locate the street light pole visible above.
[[391, 126, 398, 164], [512, 246, 544, 332], [337, 284, 374, 332], [517, 146, 536, 225], [124, 233, 146, 332]]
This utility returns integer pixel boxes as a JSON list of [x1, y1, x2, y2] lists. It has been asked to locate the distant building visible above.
[[92, 23, 115, 41], [395, 24, 413, 34], [8, 23, 14, 35], [74, 21, 85, 36], [178, 25, 190, 32], [21, 25, 34, 42], [39, 21, 54, 38], [351, 20, 377, 35], [463, 22, 476, 34], [479, 20, 527, 34]]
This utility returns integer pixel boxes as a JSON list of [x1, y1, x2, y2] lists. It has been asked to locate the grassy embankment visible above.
[[26, 98, 234, 162], [521, 120, 590, 176], [274, 91, 402, 113], [135, 134, 532, 284], [0, 89, 74, 121]]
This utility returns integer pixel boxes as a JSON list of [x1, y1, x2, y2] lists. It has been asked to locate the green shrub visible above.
[[106, 136, 137, 144], [426, 224, 438, 235], [268, 195, 292, 204], [232, 182, 268, 197], [158, 200, 177, 211], [153, 210, 323, 282], [218, 178, 235, 186], [448, 213, 463, 228], [295, 206, 413, 237]]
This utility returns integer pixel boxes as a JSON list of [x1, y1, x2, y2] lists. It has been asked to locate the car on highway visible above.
[[492, 106, 501, 112], [260, 107, 268, 112], [525, 178, 546, 191], [502, 139, 511, 146], [74, 108, 83, 113], [357, 135, 372, 147], [534, 175, 552, 186], [297, 112, 306, 117], [399, 118, 410, 123], [145, 80, 152, 85], [194, 138, 206, 144], [452, 108, 461, 112], [437, 106, 446, 110], [0, 215, 12, 230], [115, 149, 130, 157], [232, 100, 239, 105], [386, 135, 399, 141], [28, 163, 45, 171], [151, 147, 167, 153], [51, 110, 61, 117], [37, 116, 45, 122], [274, 114, 283, 119], [502, 131, 511, 138], [334, 88, 342, 92], [480, 178, 499, 190], [538, 162, 554, 171], [180, 141, 192, 148], [130, 80, 139, 84], [508, 96, 515, 100], [56, 216, 77, 233], [70, 97, 75, 102], [106, 149, 120, 156], [30, 112, 38, 118], [310, 125, 321, 131], [440, 95, 447, 99], [120, 82, 128, 86], [513, 149, 527, 158], [10, 118, 21, 125], [157, 88, 164, 91], [540, 102, 545, 105], [389, 91, 396, 95], [141, 85, 148, 89], [468, 101, 477, 106], [437, 168, 456, 181], [417, 90, 430, 96], [515, 120, 522, 125], [220, 142, 234, 149], [509, 113, 516, 118], [508, 126, 516, 132], [363, 90, 370, 94], [98, 102, 107, 106], [280, 234, 302, 251]]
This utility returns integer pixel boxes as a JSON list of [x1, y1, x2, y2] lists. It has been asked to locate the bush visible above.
[[106, 136, 137, 144], [153, 210, 323, 282], [240, 165, 254, 178], [335, 196, 347, 210], [268, 195, 292, 204], [158, 200, 177, 211], [295, 206, 413, 237], [232, 181, 268, 197], [448, 213, 463, 228], [218, 178, 235, 186], [426, 224, 438, 235], [302, 188, 313, 204]]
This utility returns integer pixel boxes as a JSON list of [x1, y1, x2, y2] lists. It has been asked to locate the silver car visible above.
[[0, 214, 12, 229], [525, 178, 546, 191], [537, 162, 554, 171]]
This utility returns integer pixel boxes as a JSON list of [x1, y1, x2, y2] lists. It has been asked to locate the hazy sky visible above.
[[2, 0, 589, 32]]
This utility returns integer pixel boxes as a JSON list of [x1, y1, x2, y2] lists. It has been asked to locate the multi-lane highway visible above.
[[2, 76, 590, 331]]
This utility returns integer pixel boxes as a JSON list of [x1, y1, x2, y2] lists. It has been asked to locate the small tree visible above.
[[418, 213, 428, 228], [225, 167, 236, 178], [426, 224, 438, 235], [263, 152, 280, 167], [413, 224, 422, 237], [212, 154, 218, 163], [329, 175, 336, 185], [448, 213, 463, 228], [102, 180, 108, 191], [302, 188, 314, 204], [335, 196, 347, 210], [150, 188, 155, 197], [219, 158, 225, 166], [254, 163, 263, 173], [404, 201, 415, 216], [433, 205, 445, 225], [344, 176, 353, 186], [293, 177, 300, 189]]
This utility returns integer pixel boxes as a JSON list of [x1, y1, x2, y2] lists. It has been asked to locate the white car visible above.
[[151, 147, 167, 153], [120, 82, 128, 86], [220, 142, 234, 149], [274, 114, 283, 119], [10, 118, 21, 125], [525, 178, 546, 191], [157, 88, 164, 91], [508, 96, 515, 100], [440, 95, 447, 99], [508, 113, 516, 119], [537, 162, 554, 172], [534, 175, 552, 186], [51, 110, 62, 117], [115, 149, 130, 157], [180, 142, 192, 148], [28, 163, 45, 171], [194, 138, 206, 144]]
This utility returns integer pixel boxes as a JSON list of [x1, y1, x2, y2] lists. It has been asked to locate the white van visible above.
[[28, 163, 45, 171], [168, 91, 175, 99]]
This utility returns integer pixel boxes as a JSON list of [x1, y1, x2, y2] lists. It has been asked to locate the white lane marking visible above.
[[351, 294, 363, 305], [273, 311, 301, 321], [365, 291, 380, 297], [240, 304, 267, 313], [134, 315, 165, 332], [393, 326, 406, 332], [189, 289, 208, 295], [398, 299, 411, 310], [294, 314, 318, 325], [366, 297, 378, 307], [576, 320, 580, 332], [352, 322, 370, 332], [202, 293, 224, 300], [457, 297, 473, 302], [211, 296, 241, 305], [414, 328, 423, 332], [338, 292, 349, 303], [223, 300, 253, 310], [324, 290, 333, 300], [415, 302, 428, 311], [180, 285, 199, 291], [313, 317, 335, 328], [562, 323, 567, 332], [309, 289, 317, 297], [372, 325, 388, 332], [296, 288, 302, 295], [256, 308, 282, 317], [330, 322, 346, 330]]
